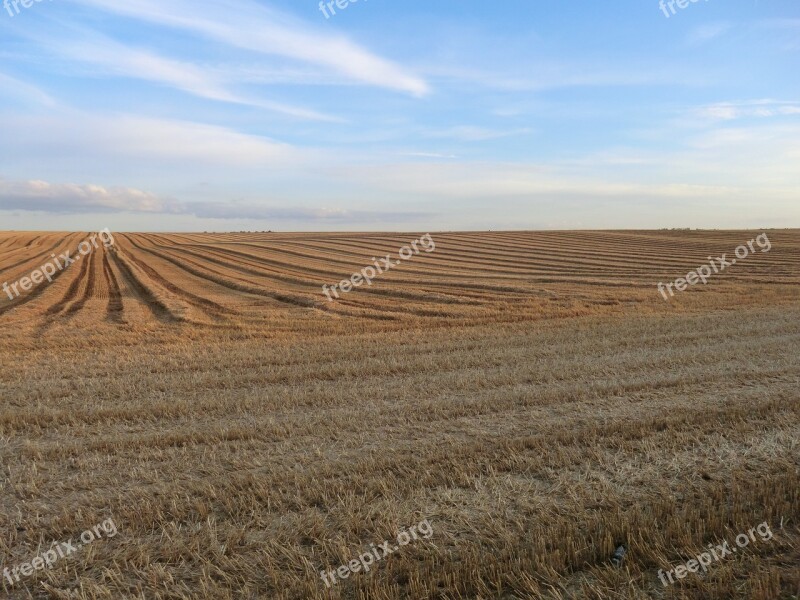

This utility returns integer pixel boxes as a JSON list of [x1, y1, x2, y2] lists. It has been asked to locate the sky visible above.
[[0, 0, 798, 232]]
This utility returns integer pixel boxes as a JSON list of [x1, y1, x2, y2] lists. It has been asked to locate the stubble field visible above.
[[0, 230, 798, 599]]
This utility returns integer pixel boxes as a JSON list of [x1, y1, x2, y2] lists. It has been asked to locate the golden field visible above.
[[0, 230, 798, 599]]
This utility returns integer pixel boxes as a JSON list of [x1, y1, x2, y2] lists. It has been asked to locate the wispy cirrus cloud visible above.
[[686, 22, 732, 45], [0, 72, 57, 107], [758, 18, 800, 30], [185, 203, 434, 223], [19, 27, 342, 121], [693, 100, 800, 121], [0, 111, 305, 167], [420, 62, 702, 92], [400, 152, 459, 159], [424, 126, 532, 142], [64, 0, 430, 97]]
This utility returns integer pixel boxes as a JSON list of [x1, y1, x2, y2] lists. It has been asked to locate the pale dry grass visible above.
[[0, 230, 798, 599]]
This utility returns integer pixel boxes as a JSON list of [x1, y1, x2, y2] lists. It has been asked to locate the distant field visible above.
[[0, 230, 798, 599]]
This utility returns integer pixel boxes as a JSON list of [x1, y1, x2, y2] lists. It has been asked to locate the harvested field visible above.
[[0, 230, 798, 599]]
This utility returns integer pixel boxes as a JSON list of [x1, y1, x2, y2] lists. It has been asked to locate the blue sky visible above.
[[0, 0, 798, 231]]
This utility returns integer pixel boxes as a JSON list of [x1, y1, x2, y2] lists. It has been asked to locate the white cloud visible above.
[[400, 152, 459, 159], [0, 111, 305, 167], [26, 31, 341, 121], [65, 0, 430, 96], [421, 62, 700, 92], [0, 178, 177, 213], [758, 18, 800, 30], [0, 72, 57, 107], [183, 203, 433, 222], [424, 126, 532, 142], [0, 177, 434, 223], [339, 162, 742, 199], [686, 22, 732, 46], [692, 100, 800, 121]]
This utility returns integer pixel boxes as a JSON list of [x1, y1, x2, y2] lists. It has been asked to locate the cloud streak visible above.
[[692, 100, 800, 121], [0, 72, 57, 107], [1, 112, 305, 167], [23, 29, 341, 121], [0, 178, 434, 223], [65, 0, 430, 96]]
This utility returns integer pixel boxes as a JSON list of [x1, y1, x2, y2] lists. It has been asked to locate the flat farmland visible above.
[[0, 230, 798, 599]]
